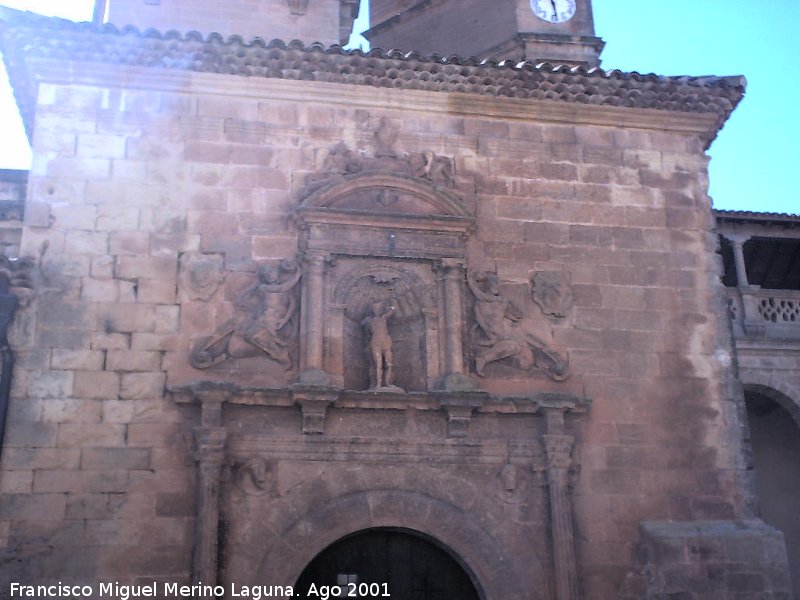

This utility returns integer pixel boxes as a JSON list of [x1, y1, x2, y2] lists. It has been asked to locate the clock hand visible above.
[[549, 0, 558, 19]]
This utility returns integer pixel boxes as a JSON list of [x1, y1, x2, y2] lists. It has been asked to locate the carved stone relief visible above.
[[235, 457, 275, 496], [190, 258, 301, 370], [530, 271, 573, 319], [303, 137, 455, 199], [467, 270, 569, 381], [179, 252, 224, 301]]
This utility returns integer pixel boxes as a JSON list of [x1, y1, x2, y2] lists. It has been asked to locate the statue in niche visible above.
[[190, 259, 301, 370], [361, 301, 400, 390], [467, 270, 569, 381]]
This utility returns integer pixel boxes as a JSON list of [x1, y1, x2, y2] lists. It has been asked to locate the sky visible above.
[[0, 0, 797, 215]]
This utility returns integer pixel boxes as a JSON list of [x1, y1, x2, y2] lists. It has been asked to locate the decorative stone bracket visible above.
[[436, 391, 488, 438], [291, 387, 338, 434]]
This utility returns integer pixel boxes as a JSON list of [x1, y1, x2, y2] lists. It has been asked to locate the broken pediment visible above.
[[296, 173, 474, 261]]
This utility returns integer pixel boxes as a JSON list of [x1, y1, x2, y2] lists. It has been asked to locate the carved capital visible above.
[[543, 434, 574, 472], [194, 426, 227, 464], [433, 259, 465, 281]]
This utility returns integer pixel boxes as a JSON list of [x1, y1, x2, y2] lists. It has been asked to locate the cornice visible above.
[[23, 60, 723, 139], [0, 7, 744, 147]]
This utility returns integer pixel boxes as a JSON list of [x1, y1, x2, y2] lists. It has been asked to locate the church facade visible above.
[[0, 0, 795, 598]]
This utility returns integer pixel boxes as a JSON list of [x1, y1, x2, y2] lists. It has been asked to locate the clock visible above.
[[530, 0, 576, 23]]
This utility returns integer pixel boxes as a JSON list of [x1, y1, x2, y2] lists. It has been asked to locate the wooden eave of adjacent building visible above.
[[715, 210, 800, 291]]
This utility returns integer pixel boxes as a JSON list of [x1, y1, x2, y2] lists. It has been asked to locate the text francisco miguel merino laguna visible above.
[[9, 582, 301, 599]]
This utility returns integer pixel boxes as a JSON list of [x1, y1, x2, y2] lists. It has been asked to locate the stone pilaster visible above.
[[191, 393, 228, 586], [435, 259, 476, 391], [543, 409, 580, 600], [440, 258, 465, 377], [298, 252, 333, 386]]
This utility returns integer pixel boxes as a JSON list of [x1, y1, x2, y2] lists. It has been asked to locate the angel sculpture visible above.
[[467, 270, 569, 381], [190, 259, 302, 370]]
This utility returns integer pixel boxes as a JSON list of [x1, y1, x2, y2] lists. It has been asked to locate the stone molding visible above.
[[1, 8, 742, 144], [173, 384, 588, 420]]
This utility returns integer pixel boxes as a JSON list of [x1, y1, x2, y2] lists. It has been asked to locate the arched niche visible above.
[[294, 173, 475, 389], [333, 262, 433, 391], [743, 384, 800, 598]]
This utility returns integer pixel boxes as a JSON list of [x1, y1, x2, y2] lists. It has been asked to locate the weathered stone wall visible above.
[[0, 169, 25, 258], [618, 521, 792, 599], [0, 68, 775, 598]]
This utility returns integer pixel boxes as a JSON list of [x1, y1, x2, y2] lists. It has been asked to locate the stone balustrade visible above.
[[728, 286, 800, 339]]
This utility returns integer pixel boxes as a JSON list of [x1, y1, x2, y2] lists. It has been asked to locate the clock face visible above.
[[530, 0, 576, 23]]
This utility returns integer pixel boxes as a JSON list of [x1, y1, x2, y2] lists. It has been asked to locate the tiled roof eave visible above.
[[714, 209, 800, 226], [0, 8, 746, 145]]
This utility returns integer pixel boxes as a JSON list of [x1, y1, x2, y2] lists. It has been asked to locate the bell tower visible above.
[[99, 0, 360, 45], [366, 0, 603, 67]]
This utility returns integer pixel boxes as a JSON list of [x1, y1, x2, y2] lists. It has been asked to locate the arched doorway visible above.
[[745, 386, 800, 598], [294, 528, 481, 600]]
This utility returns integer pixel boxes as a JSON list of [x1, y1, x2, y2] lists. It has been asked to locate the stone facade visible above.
[[0, 3, 794, 599]]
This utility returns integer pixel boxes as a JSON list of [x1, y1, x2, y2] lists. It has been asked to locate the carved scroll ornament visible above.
[[190, 259, 301, 370], [467, 270, 569, 381]]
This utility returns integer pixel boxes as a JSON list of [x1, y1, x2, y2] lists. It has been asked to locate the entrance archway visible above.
[[294, 528, 481, 600], [745, 386, 800, 599]]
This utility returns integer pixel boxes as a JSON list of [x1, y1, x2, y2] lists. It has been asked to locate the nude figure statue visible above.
[[361, 301, 398, 389]]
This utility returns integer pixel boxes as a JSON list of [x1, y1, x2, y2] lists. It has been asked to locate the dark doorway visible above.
[[746, 389, 800, 598], [294, 528, 481, 600]]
